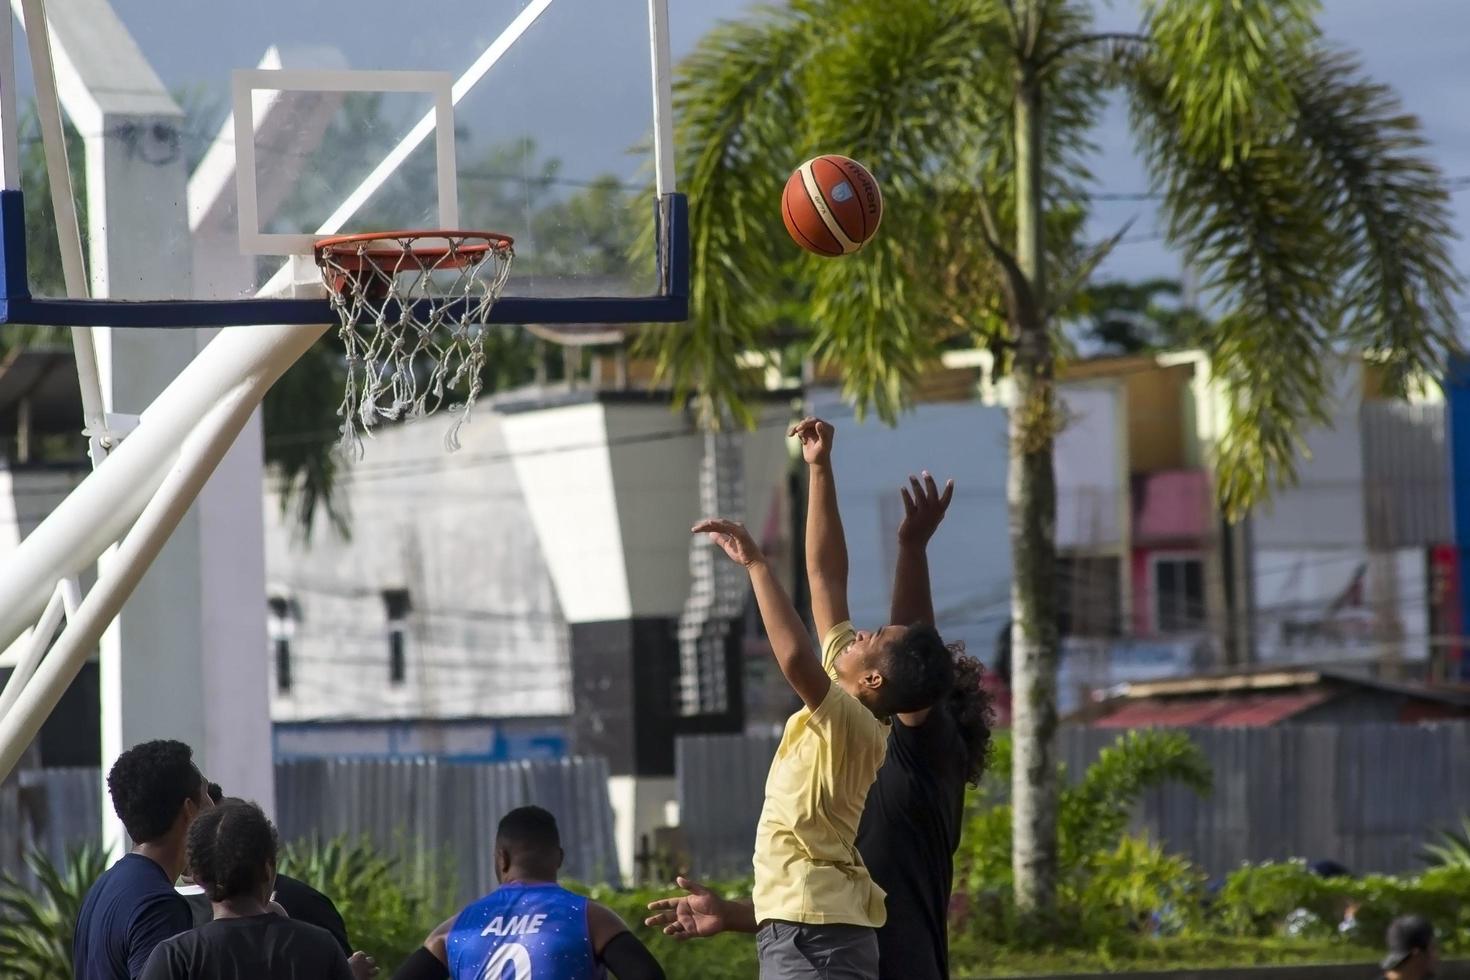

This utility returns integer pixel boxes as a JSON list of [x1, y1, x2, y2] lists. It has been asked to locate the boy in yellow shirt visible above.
[[691, 417, 953, 980]]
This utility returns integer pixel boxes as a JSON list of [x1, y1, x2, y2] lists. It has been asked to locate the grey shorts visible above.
[[757, 920, 879, 980]]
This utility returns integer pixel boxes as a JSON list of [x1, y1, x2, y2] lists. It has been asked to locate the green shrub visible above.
[[277, 835, 457, 971], [0, 844, 108, 980], [589, 882, 759, 980], [953, 728, 1213, 949]]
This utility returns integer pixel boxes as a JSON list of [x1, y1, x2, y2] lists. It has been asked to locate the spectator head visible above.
[[186, 800, 280, 904], [1382, 915, 1437, 979], [106, 740, 212, 845], [495, 806, 563, 883]]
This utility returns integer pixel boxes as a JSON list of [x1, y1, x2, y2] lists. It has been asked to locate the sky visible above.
[[677, 0, 1470, 297], [11, 0, 1470, 302]]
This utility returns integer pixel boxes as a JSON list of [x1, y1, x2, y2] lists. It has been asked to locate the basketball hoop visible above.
[[314, 230, 515, 454]]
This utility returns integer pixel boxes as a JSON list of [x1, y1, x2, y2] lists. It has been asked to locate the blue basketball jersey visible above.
[[446, 882, 605, 980]]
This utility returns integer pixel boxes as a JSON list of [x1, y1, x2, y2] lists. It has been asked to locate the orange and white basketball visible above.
[[781, 155, 883, 257]]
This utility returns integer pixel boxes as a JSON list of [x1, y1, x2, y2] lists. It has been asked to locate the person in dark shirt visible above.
[[646, 435, 992, 980], [187, 782, 355, 957], [140, 800, 357, 980], [74, 739, 215, 980]]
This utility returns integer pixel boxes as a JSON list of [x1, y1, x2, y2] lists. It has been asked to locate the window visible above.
[[1056, 556, 1122, 638], [1153, 555, 1205, 633], [266, 596, 297, 694], [382, 589, 412, 685]]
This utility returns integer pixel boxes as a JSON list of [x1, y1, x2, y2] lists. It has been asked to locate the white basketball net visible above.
[[316, 232, 515, 455]]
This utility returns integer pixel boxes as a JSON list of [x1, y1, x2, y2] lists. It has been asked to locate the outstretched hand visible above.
[[898, 471, 955, 546], [347, 951, 379, 979], [644, 877, 729, 940], [789, 417, 835, 466], [692, 519, 764, 567]]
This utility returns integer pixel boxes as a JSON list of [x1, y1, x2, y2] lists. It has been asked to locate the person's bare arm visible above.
[[889, 472, 955, 727], [693, 518, 829, 709], [890, 472, 954, 628], [791, 418, 849, 639], [644, 876, 758, 940]]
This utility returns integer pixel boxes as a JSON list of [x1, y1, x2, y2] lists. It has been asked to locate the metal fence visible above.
[[1, 757, 618, 902], [677, 723, 1470, 877]]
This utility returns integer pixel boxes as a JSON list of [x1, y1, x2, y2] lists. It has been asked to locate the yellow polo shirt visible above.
[[751, 621, 889, 927]]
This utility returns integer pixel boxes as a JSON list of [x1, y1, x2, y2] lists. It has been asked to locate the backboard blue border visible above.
[[0, 189, 688, 328]]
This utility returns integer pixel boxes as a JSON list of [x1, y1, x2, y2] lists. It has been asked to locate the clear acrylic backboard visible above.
[[0, 0, 685, 327]]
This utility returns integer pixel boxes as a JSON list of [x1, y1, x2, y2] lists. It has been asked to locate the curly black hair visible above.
[[947, 643, 994, 786], [106, 740, 207, 844], [187, 800, 279, 902], [875, 623, 956, 715]]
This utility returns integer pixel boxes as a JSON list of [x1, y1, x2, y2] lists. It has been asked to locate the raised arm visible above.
[[889, 472, 955, 627], [693, 518, 830, 709], [791, 417, 849, 638], [890, 472, 955, 728]]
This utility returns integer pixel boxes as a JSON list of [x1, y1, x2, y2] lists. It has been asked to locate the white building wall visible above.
[[1054, 381, 1127, 552], [807, 391, 1012, 659], [263, 409, 571, 723], [1247, 360, 1429, 665]]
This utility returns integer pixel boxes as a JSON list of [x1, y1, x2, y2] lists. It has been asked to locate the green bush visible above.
[[953, 728, 1214, 949], [277, 835, 457, 970], [589, 882, 758, 980], [0, 844, 107, 980]]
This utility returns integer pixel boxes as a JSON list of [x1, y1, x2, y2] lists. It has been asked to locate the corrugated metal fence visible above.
[[677, 724, 1470, 877], [1, 757, 617, 902]]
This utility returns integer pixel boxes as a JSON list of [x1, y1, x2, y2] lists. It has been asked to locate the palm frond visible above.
[[0, 843, 108, 979], [1421, 816, 1470, 869], [1286, 48, 1462, 391], [1141, 0, 1321, 167], [1128, 57, 1340, 517]]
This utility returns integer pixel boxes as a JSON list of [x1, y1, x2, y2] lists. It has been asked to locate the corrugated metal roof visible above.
[[1091, 690, 1335, 728]]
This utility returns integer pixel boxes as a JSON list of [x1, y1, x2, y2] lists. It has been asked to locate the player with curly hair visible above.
[[74, 739, 214, 980], [648, 419, 992, 980]]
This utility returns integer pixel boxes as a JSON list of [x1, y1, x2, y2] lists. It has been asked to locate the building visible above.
[[1077, 667, 1470, 728]]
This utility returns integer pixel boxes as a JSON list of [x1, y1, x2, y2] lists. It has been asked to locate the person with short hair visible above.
[[139, 800, 364, 980], [1381, 915, 1438, 980], [392, 805, 665, 980], [74, 739, 215, 980]]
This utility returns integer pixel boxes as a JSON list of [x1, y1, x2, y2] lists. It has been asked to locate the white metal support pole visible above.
[[0, 320, 328, 662], [0, 381, 271, 783], [647, 0, 676, 197], [0, 321, 327, 786], [0, 585, 66, 720], [0, 5, 21, 190], [16, 0, 110, 464]]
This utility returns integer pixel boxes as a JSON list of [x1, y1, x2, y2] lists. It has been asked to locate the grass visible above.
[[955, 937, 1376, 977]]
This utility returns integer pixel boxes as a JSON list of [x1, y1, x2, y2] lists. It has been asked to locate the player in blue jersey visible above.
[[391, 806, 665, 980]]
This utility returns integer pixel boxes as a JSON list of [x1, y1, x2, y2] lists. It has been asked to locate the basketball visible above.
[[781, 155, 883, 256]]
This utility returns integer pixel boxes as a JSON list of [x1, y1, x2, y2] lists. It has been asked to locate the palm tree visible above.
[[638, 0, 1459, 913]]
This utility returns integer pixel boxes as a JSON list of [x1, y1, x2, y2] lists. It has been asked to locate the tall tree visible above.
[[637, 0, 1459, 914]]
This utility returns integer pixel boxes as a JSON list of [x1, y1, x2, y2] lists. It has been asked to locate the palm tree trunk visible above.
[[1009, 47, 1060, 916]]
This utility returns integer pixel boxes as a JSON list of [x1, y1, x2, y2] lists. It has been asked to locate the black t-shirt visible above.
[[856, 706, 969, 980], [74, 853, 194, 980], [272, 873, 354, 957], [138, 914, 354, 980], [176, 875, 352, 957]]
